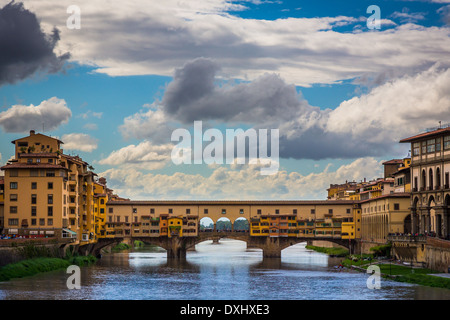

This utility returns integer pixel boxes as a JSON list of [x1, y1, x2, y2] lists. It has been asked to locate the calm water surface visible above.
[[0, 239, 449, 300]]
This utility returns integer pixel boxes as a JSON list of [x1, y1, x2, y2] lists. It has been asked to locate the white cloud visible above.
[[98, 140, 173, 170], [61, 133, 98, 152], [79, 110, 103, 120], [0, 97, 71, 133], [11, 0, 450, 86], [100, 157, 383, 200]]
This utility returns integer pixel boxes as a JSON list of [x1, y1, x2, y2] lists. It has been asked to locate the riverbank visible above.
[[307, 245, 450, 290], [305, 245, 349, 257], [0, 255, 97, 282]]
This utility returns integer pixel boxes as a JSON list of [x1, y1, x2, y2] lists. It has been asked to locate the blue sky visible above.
[[1, 0, 449, 200]]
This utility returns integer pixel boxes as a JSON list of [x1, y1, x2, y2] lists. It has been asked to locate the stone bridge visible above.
[[86, 231, 358, 259]]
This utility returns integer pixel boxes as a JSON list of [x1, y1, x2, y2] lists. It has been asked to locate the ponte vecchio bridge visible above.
[[87, 200, 362, 259]]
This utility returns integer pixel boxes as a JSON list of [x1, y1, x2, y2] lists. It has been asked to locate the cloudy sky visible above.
[[1, 0, 450, 200]]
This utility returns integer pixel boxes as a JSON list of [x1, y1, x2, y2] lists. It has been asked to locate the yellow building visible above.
[[0, 130, 99, 243], [360, 193, 410, 252]]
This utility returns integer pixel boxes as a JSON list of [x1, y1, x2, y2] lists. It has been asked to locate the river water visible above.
[[0, 239, 449, 300]]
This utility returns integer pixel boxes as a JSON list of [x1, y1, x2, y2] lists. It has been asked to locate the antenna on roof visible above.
[[439, 121, 442, 128]]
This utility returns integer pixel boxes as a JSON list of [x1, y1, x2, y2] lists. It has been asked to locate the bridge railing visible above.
[[387, 235, 427, 242]]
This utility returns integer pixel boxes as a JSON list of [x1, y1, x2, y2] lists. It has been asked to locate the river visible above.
[[0, 239, 449, 300]]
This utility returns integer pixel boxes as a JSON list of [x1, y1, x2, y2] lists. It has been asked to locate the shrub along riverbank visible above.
[[0, 255, 97, 282], [0, 242, 98, 282], [307, 244, 450, 290]]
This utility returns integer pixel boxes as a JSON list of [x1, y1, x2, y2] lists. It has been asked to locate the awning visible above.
[[63, 228, 77, 235]]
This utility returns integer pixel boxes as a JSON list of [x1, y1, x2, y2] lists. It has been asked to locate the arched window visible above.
[[436, 167, 441, 189], [422, 169, 426, 190], [429, 168, 434, 191]]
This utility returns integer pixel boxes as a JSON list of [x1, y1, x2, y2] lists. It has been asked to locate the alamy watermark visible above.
[[66, 265, 81, 290], [66, 5, 81, 30], [171, 121, 279, 175], [367, 5, 381, 30], [366, 265, 381, 289]]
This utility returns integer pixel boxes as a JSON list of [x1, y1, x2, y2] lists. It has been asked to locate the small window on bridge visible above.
[[257, 209, 262, 214], [239, 209, 244, 214], [204, 209, 208, 214], [222, 209, 226, 214]]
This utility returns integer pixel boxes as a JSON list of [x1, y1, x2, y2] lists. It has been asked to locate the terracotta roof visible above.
[[382, 159, 403, 165], [11, 132, 64, 144], [0, 163, 69, 170], [400, 127, 450, 143], [359, 192, 410, 203]]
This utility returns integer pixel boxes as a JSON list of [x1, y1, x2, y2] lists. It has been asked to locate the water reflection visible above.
[[0, 239, 449, 300]]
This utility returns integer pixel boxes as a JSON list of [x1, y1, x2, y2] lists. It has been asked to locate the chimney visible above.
[[30, 130, 35, 135], [364, 177, 366, 183]]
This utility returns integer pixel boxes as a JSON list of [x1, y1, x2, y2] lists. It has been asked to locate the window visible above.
[[48, 159, 53, 163], [100, 208, 105, 214], [31, 194, 37, 204], [109, 208, 114, 214], [48, 219, 53, 226], [31, 207, 36, 216], [257, 209, 262, 214], [27, 158, 33, 164], [293, 209, 297, 214], [412, 142, 420, 155], [48, 182, 53, 189], [204, 209, 208, 214], [275, 209, 279, 214], [31, 219, 36, 226], [116, 216, 121, 223], [328, 209, 333, 214], [9, 170, 18, 177], [8, 219, 19, 226], [46, 170, 55, 177], [10, 206, 17, 214], [240, 209, 244, 214], [100, 199, 105, 205], [168, 208, 173, 214], [186, 208, 191, 214], [10, 194, 17, 201], [445, 136, 450, 150], [39, 219, 45, 226], [48, 194, 53, 204], [311, 209, 315, 214], [48, 206, 53, 216], [132, 208, 137, 213], [222, 209, 226, 214], [346, 208, 351, 214], [427, 139, 436, 153], [10, 182, 18, 189], [150, 208, 155, 214], [394, 203, 400, 210]]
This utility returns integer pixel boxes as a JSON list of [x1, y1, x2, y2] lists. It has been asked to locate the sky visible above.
[[0, 0, 450, 200]]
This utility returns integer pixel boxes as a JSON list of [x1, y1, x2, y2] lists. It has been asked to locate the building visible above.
[[400, 125, 450, 239], [360, 193, 411, 252], [0, 130, 107, 243]]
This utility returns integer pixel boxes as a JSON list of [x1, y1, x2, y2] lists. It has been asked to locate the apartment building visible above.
[[0, 130, 107, 243]]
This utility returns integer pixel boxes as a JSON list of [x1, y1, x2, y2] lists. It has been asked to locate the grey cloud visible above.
[[161, 58, 311, 125], [0, 1, 70, 86], [0, 97, 72, 133]]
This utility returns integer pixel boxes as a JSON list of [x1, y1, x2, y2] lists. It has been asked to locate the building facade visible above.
[[400, 126, 450, 239]]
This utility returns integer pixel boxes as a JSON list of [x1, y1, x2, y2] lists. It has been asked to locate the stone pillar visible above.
[[411, 209, 418, 235], [166, 237, 187, 260], [262, 237, 282, 258], [434, 207, 445, 238]]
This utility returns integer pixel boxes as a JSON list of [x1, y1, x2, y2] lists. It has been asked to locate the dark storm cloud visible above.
[[161, 57, 311, 124], [0, 1, 70, 86]]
